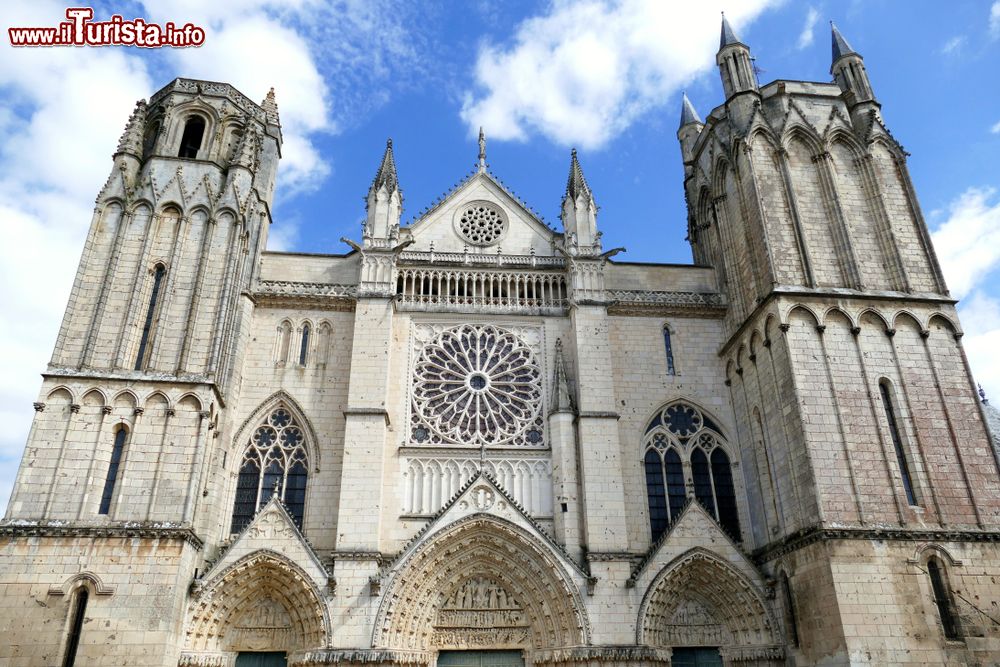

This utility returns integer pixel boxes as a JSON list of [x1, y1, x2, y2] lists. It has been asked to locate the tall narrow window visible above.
[[880, 380, 917, 505], [143, 120, 160, 159], [711, 447, 741, 539], [62, 588, 88, 667], [781, 572, 800, 647], [134, 264, 165, 370], [691, 448, 715, 516], [299, 324, 310, 366], [230, 406, 309, 533], [644, 448, 668, 540], [663, 326, 676, 375], [927, 557, 960, 639], [99, 427, 128, 515], [178, 116, 205, 158]]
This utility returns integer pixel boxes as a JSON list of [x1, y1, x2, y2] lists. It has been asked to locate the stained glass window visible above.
[[643, 402, 741, 542], [230, 406, 309, 533]]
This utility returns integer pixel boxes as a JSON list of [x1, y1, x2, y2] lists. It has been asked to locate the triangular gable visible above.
[[200, 496, 329, 590], [403, 171, 559, 255], [384, 471, 591, 585], [626, 500, 764, 593]]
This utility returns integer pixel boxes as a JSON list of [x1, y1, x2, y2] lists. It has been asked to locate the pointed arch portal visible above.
[[638, 549, 783, 664], [374, 515, 588, 654]]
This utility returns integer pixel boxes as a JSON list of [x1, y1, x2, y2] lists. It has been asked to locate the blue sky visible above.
[[2, 0, 1000, 510]]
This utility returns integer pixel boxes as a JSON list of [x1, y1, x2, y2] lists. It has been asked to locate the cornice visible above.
[[752, 525, 1000, 564], [0, 521, 204, 549]]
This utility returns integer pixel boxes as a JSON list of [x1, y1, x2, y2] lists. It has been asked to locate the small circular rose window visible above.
[[457, 202, 507, 246]]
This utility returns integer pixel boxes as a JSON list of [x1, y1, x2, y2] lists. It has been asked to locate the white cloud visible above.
[[460, 0, 780, 149], [931, 187, 1000, 299], [991, 2, 1000, 38], [991, 120, 1000, 134], [797, 7, 820, 50], [958, 291, 1000, 405], [940, 35, 966, 55]]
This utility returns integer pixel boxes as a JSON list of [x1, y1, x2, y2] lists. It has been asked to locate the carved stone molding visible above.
[[637, 548, 780, 657], [0, 522, 203, 549], [373, 515, 590, 651]]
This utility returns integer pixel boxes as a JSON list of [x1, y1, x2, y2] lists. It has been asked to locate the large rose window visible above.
[[411, 324, 544, 447]]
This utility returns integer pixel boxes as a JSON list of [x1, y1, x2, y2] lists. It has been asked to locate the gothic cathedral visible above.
[[3, 20, 1000, 667]]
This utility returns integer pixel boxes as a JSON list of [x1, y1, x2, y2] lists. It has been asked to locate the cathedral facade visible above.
[[3, 20, 1000, 667]]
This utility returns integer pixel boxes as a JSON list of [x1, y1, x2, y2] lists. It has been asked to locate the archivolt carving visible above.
[[374, 515, 588, 651], [186, 550, 329, 653], [638, 548, 780, 655]]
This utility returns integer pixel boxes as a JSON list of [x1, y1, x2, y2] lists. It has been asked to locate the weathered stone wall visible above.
[[0, 535, 198, 667]]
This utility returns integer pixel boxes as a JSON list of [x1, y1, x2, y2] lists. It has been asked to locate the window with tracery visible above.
[[411, 324, 544, 447], [230, 406, 308, 533], [456, 201, 507, 246], [643, 402, 741, 542]]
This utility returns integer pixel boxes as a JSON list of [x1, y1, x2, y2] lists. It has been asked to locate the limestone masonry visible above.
[[3, 19, 1000, 667]]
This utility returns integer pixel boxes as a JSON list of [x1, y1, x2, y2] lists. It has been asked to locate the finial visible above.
[[720, 12, 740, 49], [477, 127, 487, 172], [680, 92, 703, 129], [262, 87, 280, 125], [565, 148, 592, 203], [369, 137, 399, 196], [831, 22, 857, 62]]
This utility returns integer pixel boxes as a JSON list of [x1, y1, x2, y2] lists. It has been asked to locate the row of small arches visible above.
[[725, 306, 961, 375], [275, 319, 333, 368], [43, 385, 207, 413]]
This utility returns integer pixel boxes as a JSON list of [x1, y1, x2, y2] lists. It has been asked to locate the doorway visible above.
[[235, 652, 287, 667], [437, 651, 525, 667], [670, 647, 722, 667]]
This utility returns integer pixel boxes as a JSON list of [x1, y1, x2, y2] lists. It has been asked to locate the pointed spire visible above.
[[370, 138, 398, 194], [231, 119, 259, 170], [115, 99, 147, 157], [720, 13, 740, 49], [831, 22, 857, 62], [477, 127, 487, 172], [552, 339, 575, 413], [679, 93, 703, 129], [565, 149, 593, 203], [262, 87, 280, 126]]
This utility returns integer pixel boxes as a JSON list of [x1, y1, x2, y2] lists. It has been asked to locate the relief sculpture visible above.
[[432, 577, 529, 648]]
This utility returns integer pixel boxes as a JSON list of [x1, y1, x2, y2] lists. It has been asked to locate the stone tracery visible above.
[[411, 324, 544, 448]]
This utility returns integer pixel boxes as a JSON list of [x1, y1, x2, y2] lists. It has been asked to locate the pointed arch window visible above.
[[663, 325, 676, 375], [299, 323, 311, 366], [178, 115, 205, 158], [880, 380, 917, 506], [927, 557, 960, 639], [98, 426, 128, 515], [230, 406, 309, 533], [62, 587, 88, 667], [643, 402, 741, 542], [134, 264, 165, 370]]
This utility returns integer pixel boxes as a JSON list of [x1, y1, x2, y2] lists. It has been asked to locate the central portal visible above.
[[437, 651, 525, 667]]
